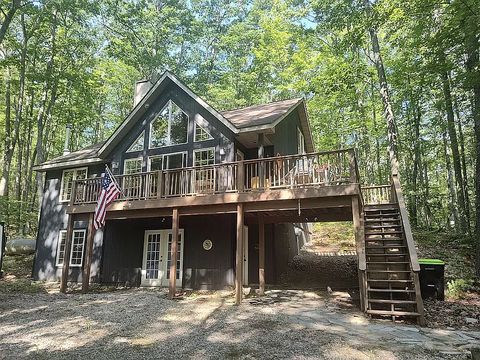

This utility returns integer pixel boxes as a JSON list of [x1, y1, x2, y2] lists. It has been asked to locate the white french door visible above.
[[141, 229, 184, 287]]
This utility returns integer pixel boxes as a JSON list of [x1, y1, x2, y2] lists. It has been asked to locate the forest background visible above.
[[0, 0, 479, 276]]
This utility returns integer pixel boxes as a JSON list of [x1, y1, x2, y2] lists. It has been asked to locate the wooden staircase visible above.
[[359, 177, 425, 325]]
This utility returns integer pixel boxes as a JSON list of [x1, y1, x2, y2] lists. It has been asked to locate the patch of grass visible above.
[[413, 230, 475, 282], [311, 222, 355, 251], [0, 254, 47, 293], [446, 279, 475, 300]]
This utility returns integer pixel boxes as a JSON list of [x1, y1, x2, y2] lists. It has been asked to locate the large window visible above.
[[60, 168, 87, 202], [163, 152, 187, 170], [55, 229, 86, 267], [149, 100, 188, 148], [70, 229, 86, 267]]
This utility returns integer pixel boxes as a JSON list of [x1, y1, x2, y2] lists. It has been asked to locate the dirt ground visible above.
[[1, 288, 480, 360]]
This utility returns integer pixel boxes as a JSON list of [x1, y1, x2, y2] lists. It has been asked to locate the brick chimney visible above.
[[134, 79, 153, 107], [63, 124, 72, 155]]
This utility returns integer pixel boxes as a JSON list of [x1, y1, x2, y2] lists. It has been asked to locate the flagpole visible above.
[[104, 164, 126, 199]]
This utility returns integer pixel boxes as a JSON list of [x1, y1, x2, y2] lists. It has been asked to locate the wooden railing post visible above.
[[60, 215, 74, 293], [348, 149, 357, 183], [156, 171, 163, 198], [237, 161, 244, 192]]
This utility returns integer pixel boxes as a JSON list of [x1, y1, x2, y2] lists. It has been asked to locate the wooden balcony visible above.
[[68, 149, 361, 219]]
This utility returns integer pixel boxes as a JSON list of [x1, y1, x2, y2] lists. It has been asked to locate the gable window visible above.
[[60, 167, 88, 202], [194, 148, 215, 167], [127, 131, 145, 152], [70, 229, 86, 267], [124, 158, 143, 174], [55, 230, 67, 266], [194, 122, 213, 142], [149, 100, 188, 148], [297, 128, 305, 154]]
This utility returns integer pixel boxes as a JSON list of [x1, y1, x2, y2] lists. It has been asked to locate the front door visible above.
[[141, 229, 184, 287]]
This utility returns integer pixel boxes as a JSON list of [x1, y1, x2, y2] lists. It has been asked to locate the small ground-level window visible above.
[[60, 167, 88, 202], [70, 229, 86, 267], [55, 230, 67, 267]]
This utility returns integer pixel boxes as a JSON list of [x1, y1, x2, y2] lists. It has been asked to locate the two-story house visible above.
[[33, 71, 425, 324]]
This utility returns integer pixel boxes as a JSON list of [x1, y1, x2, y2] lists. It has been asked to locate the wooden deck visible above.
[[68, 149, 361, 218]]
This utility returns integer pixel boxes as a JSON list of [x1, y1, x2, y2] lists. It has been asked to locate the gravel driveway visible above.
[[0, 289, 479, 359]]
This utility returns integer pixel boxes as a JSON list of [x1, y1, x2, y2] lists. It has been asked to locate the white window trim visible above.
[[69, 229, 87, 268], [55, 230, 67, 267], [194, 121, 213, 142], [147, 155, 162, 172], [193, 147, 216, 166], [126, 131, 145, 153], [123, 157, 143, 175], [149, 100, 189, 149], [298, 127, 305, 154], [60, 167, 88, 203]]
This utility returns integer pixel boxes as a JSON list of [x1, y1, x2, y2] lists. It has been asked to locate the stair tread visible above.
[[365, 218, 400, 222], [368, 299, 417, 304], [366, 253, 408, 257], [366, 269, 411, 273], [367, 310, 420, 316], [365, 238, 404, 241], [366, 231, 404, 235], [367, 261, 410, 264], [368, 288, 415, 293], [365, 225, 402, 229], [366, 245, 407, 248], [368, 279, 413, 283]]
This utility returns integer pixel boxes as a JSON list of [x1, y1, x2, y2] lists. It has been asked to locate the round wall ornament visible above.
[[203, 239, 213, 250]]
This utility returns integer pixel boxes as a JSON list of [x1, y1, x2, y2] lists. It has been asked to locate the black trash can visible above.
[[418, 258, 445, 301]]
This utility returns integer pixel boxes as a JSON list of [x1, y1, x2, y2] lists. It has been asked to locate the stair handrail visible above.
[[391, 174, 420, 272]]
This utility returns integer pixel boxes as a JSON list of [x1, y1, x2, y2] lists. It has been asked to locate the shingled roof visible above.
[[221, 98, 303, 130]]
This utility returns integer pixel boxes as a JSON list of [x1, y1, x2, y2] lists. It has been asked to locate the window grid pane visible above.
[[56, 231, 67, 266], [194, 123, 212, 142], [150, 100, 188, 148], [146, 233, 161, 279], [70, 230, 85, 266]]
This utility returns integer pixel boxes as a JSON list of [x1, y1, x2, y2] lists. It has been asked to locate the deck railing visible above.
[[71, 149, 358, 205], [361, 185, 393, 205]]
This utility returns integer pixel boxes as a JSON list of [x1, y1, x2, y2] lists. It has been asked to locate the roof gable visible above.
[[98, 71, 238, 158]]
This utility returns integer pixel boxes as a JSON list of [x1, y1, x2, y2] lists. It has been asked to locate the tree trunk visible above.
[[443, 131, 459, 229], [0, 68, 12, 198], [368, 26, 399, 174], [0, 0, 21, 46], [442, 71, 467, 232]]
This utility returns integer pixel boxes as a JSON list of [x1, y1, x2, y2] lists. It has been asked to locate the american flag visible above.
[[94, 168, 121, 229]]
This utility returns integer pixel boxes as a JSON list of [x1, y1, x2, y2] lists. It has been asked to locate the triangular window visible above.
[[194, 122, 213, 142], [127, 131, 145, 152], [150, 100, 189, 148]]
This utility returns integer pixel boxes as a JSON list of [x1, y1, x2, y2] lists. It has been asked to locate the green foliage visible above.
[[446, 279, 474, 300]]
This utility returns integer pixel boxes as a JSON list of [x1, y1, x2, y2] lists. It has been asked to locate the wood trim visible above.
[[235, 203, 244, 305], [169, 208, 179, 299], [68, 185, 359, 214], [392, 175, 420, 271], [81, 213, 95, 293], [60, 215, 74, 293]]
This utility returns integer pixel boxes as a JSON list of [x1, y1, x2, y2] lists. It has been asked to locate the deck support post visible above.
[[60, 215, 74, 293], [81, 213, 95, 293], [169, 208, 180, 299], [352, 196, 366, 312], [258, 216, 265, 296], [235, 203, 244, 305]]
